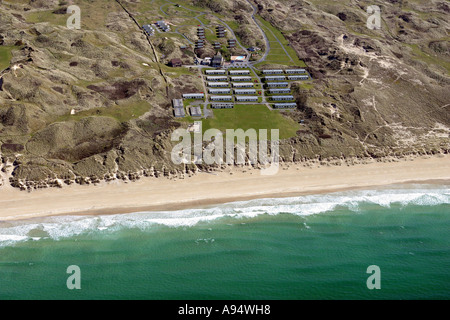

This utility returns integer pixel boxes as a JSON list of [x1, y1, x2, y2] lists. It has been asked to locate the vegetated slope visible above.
[[0, 0, 449, 190], [253, 0, 449, 160]]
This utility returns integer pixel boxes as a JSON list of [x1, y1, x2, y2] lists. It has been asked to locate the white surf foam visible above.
[[0, 185, 448, 247]]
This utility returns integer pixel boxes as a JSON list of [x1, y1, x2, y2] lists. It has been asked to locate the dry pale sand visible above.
[[0, 155, 449, 221]]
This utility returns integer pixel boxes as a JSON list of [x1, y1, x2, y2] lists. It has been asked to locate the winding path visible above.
[[245, 0, 270, 65]]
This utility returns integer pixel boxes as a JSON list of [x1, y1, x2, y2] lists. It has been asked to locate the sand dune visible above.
[[0, 155, 449, 221]]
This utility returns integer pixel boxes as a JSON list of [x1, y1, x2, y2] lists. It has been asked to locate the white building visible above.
[[230, 76, 252, 82], [190, 106, 202, 117], [265, 82, 289, 88], [210, 95, 233, 101], [229, 70, 250, 75], [262, 69, 283, 74], [270, 95, 294, 101], [273, 103, 297, 109], [206, 76, 228, 82], [265, 76, 286, 81], [183, 93, 205, 99], [234, 89, 257, 95], [172, 98, 183, 108], [143, 24, 155, 36], [205, 69, 227, 75], [232, 82, 254, 88], [235, 96, 258, 102], [211, 103, 234, 109], [208, 82, 229, 87], [209, 88, 231, 94], [285, 69, 306, 74], [268, 88, 291, 94], [173, 107, 185, 117], [288, 75, 309, 81], [156, 21, 170, 32]]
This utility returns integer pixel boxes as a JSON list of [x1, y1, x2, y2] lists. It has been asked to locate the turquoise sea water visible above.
[[0, 184, 448, 300]]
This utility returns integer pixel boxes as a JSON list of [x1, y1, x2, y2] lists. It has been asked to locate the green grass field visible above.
[[0, 46, 16, 70], [55, 101, 151, 124], [202, 104, 299, 140], [254, 16, 307, 68]]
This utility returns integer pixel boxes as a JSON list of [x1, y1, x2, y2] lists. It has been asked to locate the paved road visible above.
[[245, 0, 270, 66], [245, 0, 294, 66]]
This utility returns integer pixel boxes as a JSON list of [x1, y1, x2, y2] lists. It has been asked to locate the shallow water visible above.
[[0, 184, 448, 299]]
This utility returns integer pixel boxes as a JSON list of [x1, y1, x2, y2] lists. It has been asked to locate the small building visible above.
[[190, 106, 202, 117], [206, 76, 228, 82], [229, 70, 250, 75], [208, 82, 229, 87], [265, 82, 289, 88], [210, 95, 233, 101], [211, 103, 234, 109], [217, 31, 225, 38], [232, 82, 254, 88], [205, 69, 226, 75], [213, 42, 221, 49], [156, 20, 170, 32], [173, 107, 186, 117], [264, 76, 286, 81], [288, 75, 309, 81], [182, 93, 204, 99], [270, 95, 294, 101], [143, 24, 155, 36], [228, 39, 236, 48], [235, 96, 258, 102], [268, 88, 291, 94], [211, 54, 224, 67], [169, 58, 182, 67], [273, 103, 297, 109], [262, 69, 284, 74], [285, 69, 307, 74], [195, 40, 204, 48], [230, 76, 252, 82], [172, 98, 183, 108], [209, 88, 231, 94], [234, 89, 257, 95]]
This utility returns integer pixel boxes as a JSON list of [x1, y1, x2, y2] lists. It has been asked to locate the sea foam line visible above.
[[0, 186, 448, 247]]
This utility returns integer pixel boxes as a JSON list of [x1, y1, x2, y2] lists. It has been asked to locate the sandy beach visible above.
[[0, 154, 449, 221]]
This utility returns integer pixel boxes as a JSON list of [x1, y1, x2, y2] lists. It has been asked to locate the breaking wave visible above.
[[0, 184, 448, 247]]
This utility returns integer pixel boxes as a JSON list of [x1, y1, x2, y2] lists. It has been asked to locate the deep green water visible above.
[[0, 185, 448, 300]]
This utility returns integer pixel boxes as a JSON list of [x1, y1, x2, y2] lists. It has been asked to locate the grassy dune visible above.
[[0, 46, 16, 70]]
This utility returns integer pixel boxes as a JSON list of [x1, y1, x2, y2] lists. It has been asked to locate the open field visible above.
[[202, 104, 299, 140], [0, 46, 16, 70], [54, 101, 152, 124], [254, 16, 307, 68]]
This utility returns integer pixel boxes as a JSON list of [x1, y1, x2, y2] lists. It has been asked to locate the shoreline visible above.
[[0, 154, 449, 222]]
